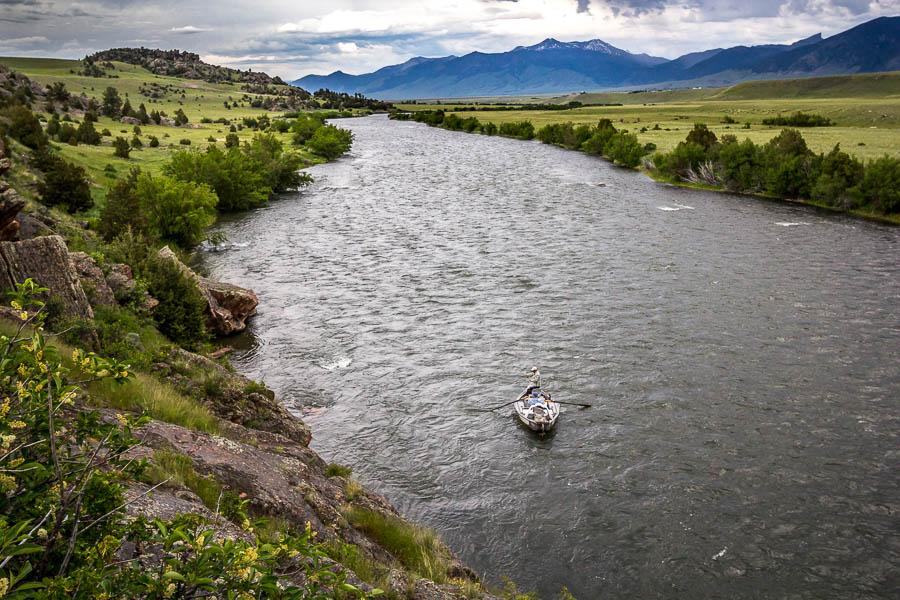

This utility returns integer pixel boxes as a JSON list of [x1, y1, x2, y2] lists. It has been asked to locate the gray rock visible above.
[[0, 235, 94, 322], [69, 251, 116, 307]]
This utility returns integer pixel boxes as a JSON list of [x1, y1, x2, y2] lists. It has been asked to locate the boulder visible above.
[[69, 251, 116, 307], [167, 347, 311, 445], [0, 137, 11, 176], [16, 212, 54, 240], [0, 235, 93, 322], [0, 181, 24, 242], [158, 246, 258, 335], [119, 116, 142, 125]]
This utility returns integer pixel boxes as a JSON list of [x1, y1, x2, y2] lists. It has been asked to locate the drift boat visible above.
[[514, 389, 560, 433]]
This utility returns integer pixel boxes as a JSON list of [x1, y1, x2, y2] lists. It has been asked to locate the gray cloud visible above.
[[0, 1, 894, 79]]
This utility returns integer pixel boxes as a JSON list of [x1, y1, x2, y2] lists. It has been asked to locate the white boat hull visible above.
[[514, 389, 560, 433]]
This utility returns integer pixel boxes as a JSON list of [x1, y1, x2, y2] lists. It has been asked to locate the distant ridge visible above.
[[88, 48, 291, 86], [291, 16, 900, 99]]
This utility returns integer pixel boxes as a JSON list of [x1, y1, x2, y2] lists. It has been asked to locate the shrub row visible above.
[[390, 110, 650, 167], [652, 124, 899, 214]]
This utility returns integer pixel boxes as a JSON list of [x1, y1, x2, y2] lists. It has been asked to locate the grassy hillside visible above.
[[712, 71, 900, 100], [0, 56, 331, 212], [400, 72, 900, 160]]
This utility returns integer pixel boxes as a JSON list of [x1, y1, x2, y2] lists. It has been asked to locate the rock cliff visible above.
[[158, 246, 259, 335]]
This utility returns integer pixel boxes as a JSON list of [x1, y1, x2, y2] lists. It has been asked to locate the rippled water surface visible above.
[[200, 115, 899, 599]]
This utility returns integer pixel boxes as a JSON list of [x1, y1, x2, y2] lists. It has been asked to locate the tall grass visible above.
[[88, 372, 221, 434], [343, 507, 451, 585], [145, 449, 222, 510]]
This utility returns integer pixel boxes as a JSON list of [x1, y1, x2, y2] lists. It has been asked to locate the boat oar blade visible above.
[[552, 401, 592, 408]]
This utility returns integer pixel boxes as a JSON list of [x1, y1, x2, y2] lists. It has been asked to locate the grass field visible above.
[[399, 72, 900, 161], [0, 56, 335, 211]]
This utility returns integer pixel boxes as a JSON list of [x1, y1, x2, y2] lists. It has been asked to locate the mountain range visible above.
[[291, 16, 900, 99]]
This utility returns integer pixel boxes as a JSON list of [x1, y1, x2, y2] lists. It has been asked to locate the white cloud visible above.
[[337, 42, 359, 53], [170, 25, 210, 33], [1, 36, 49, 46]]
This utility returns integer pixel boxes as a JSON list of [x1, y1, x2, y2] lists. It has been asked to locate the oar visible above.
[[474, 399, 521, 413], [550, 400, 592, 408]]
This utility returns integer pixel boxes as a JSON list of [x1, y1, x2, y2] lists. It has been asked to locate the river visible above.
[[199, 115, 899, 599]]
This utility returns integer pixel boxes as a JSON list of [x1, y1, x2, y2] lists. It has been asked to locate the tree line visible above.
[[652, 124, 898, 215], [390, 109, 651, 167]]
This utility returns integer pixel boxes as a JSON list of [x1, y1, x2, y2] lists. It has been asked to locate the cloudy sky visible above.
[[1, 1, 896, 79]]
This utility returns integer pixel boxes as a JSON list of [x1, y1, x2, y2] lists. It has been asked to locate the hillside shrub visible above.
[[307, 124, 354, 159], [140, 252, 210, 347], [35, 151, 94, 213], [762, 112, 834, 127], [113, 136, 130, 158], [134, 172, 217, 246], [97, 167, 146, 240], [164, 146, 271, 211], [0, 105, 47, 149]]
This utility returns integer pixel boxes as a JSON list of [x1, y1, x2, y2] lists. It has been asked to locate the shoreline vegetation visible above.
[[388, 108, 899, 224], [0, 52, 538, 598]]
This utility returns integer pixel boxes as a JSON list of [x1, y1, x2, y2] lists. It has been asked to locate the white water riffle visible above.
[[201, 115, 900, 600]]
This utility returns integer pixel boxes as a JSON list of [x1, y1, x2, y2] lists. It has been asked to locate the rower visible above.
[[524, 366, 541, 395]]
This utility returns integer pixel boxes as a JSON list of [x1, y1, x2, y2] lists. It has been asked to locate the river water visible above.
[[200, 115, 899, 599]]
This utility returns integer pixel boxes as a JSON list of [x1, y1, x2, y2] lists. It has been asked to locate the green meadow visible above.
[[399, 72, 900, 161], [0, 56, 328, 208]]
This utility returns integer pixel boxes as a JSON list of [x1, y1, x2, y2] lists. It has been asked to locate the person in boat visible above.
[[524, 366, 541, 395], [528, 389, 544, 407]]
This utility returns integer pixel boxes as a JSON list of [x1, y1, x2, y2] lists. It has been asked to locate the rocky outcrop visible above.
[[101, 409, 487, 600], [0, 139, 24, 242], [162, 347, 312, 445], [0, 235, 93, 321], [87, 48, 288, 86], [0, 182, 23, 242], [69, 251, 116, 307], [157, 246, 258, 335], [119, 116, 142, 126]]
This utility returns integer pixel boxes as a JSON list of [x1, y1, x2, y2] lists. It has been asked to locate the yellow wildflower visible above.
[[115, 414, 128, 427], [8, 421, 25, 429], [18, 311, 28, 321], [0, 576, 9, 596], [10, 300, 22, 310]]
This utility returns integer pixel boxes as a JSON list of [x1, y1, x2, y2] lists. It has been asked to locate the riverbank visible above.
[[388, 110, 899, 224]]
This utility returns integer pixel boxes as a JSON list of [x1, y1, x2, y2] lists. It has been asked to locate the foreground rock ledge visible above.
[[102, 408, 493, 600]]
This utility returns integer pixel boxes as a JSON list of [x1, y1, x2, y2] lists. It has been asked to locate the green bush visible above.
[[498, 120, 535, 140], [113, 136, 130, 158], [244, 133, 311, 192], [134, 172, 217, 246], [165, 145, 271, 211], [35, 151, 94, 213], [307, 124, 354, 159], [607, 131, 644, 167], [0, 104, 47, 149], [141, 251, 209, 347], [97, 167, 146, 240], [76, 119, 101, 145], [849, 155, 900, 214]]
